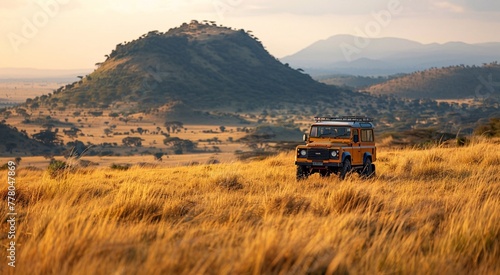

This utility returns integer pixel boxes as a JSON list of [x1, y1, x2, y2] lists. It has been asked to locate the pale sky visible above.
[[2, 0, 500, 70]]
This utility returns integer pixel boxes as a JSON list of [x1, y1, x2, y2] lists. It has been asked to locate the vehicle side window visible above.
[[343, 128, 351, 138], [353, 129, 359, 143], [361, 129, 374, 142]]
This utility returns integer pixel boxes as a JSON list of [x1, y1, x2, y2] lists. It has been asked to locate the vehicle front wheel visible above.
[[296, 165, 309, 181], [339, 159, 351, 180]]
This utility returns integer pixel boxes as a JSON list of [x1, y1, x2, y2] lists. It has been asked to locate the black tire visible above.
[[296, 166, 309, 181], [339, 158, 351, 180], [362, 159, 375, 179]]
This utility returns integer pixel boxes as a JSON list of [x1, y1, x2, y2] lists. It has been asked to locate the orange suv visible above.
[[295, 116, 376, 180]]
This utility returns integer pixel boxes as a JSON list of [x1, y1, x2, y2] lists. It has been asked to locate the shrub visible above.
[[270, 195, 311, 215], [213, 173, 243, 190], [110, 163, 130, 171], [47, 160, 68, 178], [474, 118, 500, 137]]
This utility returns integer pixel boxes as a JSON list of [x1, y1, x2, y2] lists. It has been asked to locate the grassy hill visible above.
[[364, 62, 500, 99], [38, 21, 346, 113], [1, 139, 499, 274]]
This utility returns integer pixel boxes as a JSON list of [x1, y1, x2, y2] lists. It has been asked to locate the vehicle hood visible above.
[[306, 142, 349, 148]]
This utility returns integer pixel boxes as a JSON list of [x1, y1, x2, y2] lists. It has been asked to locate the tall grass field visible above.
[[1, 139, 499, 274]]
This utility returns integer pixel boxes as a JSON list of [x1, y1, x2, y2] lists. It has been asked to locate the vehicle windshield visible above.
[[310, 126, 351, 138]]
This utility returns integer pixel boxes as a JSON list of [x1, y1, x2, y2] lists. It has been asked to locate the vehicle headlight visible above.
[[300, 150, 307, 156], [330, 150, 339, 159]]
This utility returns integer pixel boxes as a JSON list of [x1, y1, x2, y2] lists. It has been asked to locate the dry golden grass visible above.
[[1, 139, 499, 274]]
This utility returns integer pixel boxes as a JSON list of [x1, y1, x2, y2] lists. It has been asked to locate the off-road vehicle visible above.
[[295, 116, 376, 180]]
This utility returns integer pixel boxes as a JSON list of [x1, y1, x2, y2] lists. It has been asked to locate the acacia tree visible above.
[[239, 133, 275, 152], [32, 130, 62, 146], [63, 127, 81, 139], [164, 121, 184, 134], [122, 137, 144, 147], [104, 128, 113, 137], [153, 152, 164, 161], [163, 137, 196, 154]]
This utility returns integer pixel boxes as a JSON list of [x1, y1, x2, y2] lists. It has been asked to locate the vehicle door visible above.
[[351, 128, 363, 165]]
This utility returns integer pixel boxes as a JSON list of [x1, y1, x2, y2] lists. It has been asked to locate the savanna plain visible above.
[[1, 139, 499, 274]]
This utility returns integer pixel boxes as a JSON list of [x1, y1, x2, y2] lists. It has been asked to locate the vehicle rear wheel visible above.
[[339, 159, 351, 180], [362, 159, 375, 179], [296, 166, 309, 181]]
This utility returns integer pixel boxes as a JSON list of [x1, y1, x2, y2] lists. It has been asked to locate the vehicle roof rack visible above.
[[314, 116, 373, 122]]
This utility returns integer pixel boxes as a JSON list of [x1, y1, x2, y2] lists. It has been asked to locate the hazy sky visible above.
[[2, 0, 500, 70]]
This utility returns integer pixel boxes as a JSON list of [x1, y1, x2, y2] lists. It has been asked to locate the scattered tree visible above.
[[164, 121, 184, 134], [122, 137, 144, 147], [153, 152, 164, 161], [163, 137, 196, 154], [104, 128, 113, 137], [32, 130, 62, 146]]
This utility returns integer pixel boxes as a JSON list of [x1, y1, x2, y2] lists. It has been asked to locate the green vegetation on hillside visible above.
[[364, 62, 500, 100], [34, 21, 344, 113], [475, 117, 500, 137], [0, 123, 61, 156]]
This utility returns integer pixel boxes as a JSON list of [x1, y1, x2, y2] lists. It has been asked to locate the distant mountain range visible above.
[[281, 35, 500, 76]]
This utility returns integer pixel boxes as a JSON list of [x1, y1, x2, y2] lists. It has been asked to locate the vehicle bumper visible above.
[[295, 162, 343, 168]]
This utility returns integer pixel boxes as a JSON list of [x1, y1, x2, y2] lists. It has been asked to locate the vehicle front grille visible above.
[[307, 149, 329, 160]]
